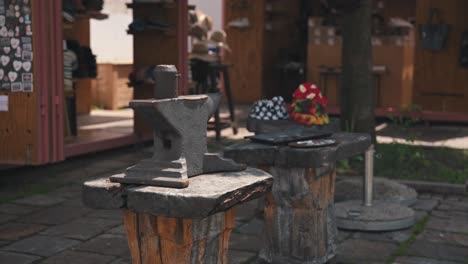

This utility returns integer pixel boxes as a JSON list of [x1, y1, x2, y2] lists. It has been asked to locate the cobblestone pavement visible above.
[[0, 146, 467, 264]]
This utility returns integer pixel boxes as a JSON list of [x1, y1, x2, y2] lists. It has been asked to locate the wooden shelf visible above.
[[126, 2, 175, 9]]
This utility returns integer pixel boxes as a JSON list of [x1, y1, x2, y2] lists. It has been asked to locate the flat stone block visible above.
[[417, 229, 468, 247], [40, 217, 121, 240], [426, 217, 468, 234], [229, 233, 262, 253], [407, 240, 468, 263], [336, 239, 397, 263], [0, 203, 40, 216], [431, 210, 468, 220], [394, 256, 462, 264], [0, 222, 47, 240], [13, 194, 66, 207], [351, 229, 412, 245], [0, 214, 17, 224], [17, 206, 91, 225], [81, 179, 126, 210], [228, 250, 257, 264], [40, 250, 116, 264], [75, 234, 130, 258], [86, 209, 122, 220], [411, 199, 439, 212], [437, 201, 468, 212], [4, 235, 80, 257], [0, 251, 40, 264]]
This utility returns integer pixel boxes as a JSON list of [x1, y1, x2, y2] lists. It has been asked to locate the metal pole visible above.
[[364, 144, 375, 207]]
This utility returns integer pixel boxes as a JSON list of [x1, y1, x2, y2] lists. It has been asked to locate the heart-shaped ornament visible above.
[[14, 47, 21, 57], [13, 60, 21, 71], [0, 27, 7, 37], [7, 29, 14, 37], [10, 38, 19, 49], [8, 71, 17, 82], [3, 46, 10, 54], [1, 55, 10, 66], [22, 61, 31, 71], [0, 69, 4, 79]]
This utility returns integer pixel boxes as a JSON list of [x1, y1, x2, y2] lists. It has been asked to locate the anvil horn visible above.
[[205, 93, 221, 121]]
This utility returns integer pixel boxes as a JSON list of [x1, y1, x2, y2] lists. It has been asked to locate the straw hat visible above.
[[189, 42, 218, 62]]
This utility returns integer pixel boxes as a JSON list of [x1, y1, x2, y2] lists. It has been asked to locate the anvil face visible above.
[[110, 65, 244, 188]]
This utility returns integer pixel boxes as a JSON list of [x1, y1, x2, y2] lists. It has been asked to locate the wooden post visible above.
[[123, 208, 236, 264], [259, 165, 337, 263]]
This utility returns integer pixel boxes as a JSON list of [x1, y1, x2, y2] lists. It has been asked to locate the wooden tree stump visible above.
[[259, 165, 337, 264], [124, 208, 235, 264]]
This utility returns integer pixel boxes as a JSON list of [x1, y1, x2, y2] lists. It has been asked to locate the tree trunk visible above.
[[340, 0, 375, 143]]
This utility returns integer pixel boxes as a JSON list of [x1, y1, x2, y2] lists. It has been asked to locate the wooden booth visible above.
[[0, 0, 188, 166]]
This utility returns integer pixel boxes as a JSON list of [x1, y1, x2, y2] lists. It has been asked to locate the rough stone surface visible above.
[[437, 201, 468, 212], [393, 256, 462, 264], [431, 210, 468, 220], [85, 168, 273, 218], [0, 251, 40, 264], [411, 199, 439, 211], [417, 229, 468, 247], [335, 177, 418, 206], [17, 206, 91, 225], [351, 229, 412, 244], [13, 194, 66, 207], [235, 218, 263, 235], [107, 225, 126, 235], [335, 239, 397, 263], [229, 233, 262, 253], [0, 213, 17, 224], [224, 132, 371, 168], [407, 240, 468, 263], [86, 209, 122, 220], [40, 217, 121, 240], [75, 234, 130, 258], [227, 250, 257, 264], [40, 250, 116, 264], [4, 235, 80, 257], [82, 179, 125, 210], [0, 203, 40, 215], [336, 200, 415, 231], [425, 217, 468, 233], [0, 222, 47, 240]]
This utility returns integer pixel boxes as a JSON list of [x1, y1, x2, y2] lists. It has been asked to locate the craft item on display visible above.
[[0, 26, 7, 36], [14, 46, 20, 57], [1, 54, 9, 65], [21, 72, 31, 81], [0, 15, 5, 26], [0, 83, 9, 92], [23, 81, 32, 92], [21, 36, 30, 43], [12, 59, 20, 70], [22, 50, 31, 61], [10, 37, 18, 48], [3, 46, 9, 53], [0, 37, 8, 45], [22, 42, 30, 50], [22, 61, 31, 71], [7, 28, 12, 36], [289, 83, 330, 125], [249, 96, 289, 121], [0, 7, 4, 14], [11, 82, 22, 92], [8, 71, 17, 82], [0, 69, 3, 79], [25, 24, 31, 35]]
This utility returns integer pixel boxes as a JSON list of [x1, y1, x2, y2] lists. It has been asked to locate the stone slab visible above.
[[336, 239, 397, 263], [13, 194, 66, 207], [75, 234, 130, 258], [109, 258, 131, 264], [86, 209, 122, 220], [0, 222, 47, 240], [40, 250, 116, 264], [411, 199, 439, 212], [0, 203, 40, 216], [83, 168, 273, 218], [407, 240, 468, 263], [431, 210, 468, 220], [224, 132, 371, 168], [417, 229, 468, 247], [107, 225, 126, 235], [425, 217, 468, 234], [4, 235, 80, 257], [246, 117, 340, 134], [82, 179, 126, 210], [0, 251, 40, 264], [351, 229, 412, 244], [17, 206, 91, 225], [0, 213, 17, 224], [437, 201, 468, 212], [394, 256, 462, 264], [40, 217, 121, 240]]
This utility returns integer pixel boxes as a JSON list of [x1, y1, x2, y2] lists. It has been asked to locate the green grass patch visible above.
[[337, 143, 468, 184]]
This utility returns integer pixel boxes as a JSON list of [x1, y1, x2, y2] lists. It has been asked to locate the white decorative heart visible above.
[[1, 55, 10, 66], [8, 71, 17, 82], [10, 38, 19, 49], [22, 61, 31, 71], [13, 60, 21, 71], [7, 29, 14, 37], [0, 69, 4, 79], [3, 46, 10, 54], [0, 27, 7, 37]]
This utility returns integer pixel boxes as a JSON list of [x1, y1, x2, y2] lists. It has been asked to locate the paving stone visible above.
[[49, 186, 82, 199], [410, 199, 439, 212], [60, 198, 85, 208], [0, 213, 17, 224], [109, 258, 131, 264], [4, 235, 80, 257], [40, 250, 116, 264], [75, 234, 130, 258], [40, 217, 121, 240], [228, 249, 257, 264], [17, 206, 91, 225], [407, 240, 468, 263], [393, 256, 461, 264], [351, 229, 412, 245], [431, 210, 468, 220], [417, 229, 468, 247], [445, 195, 463, 201], [86, 209, 122, 220], [229, 233, 262, 253], [426, 217, 468, 234], [0, 222, 47, 240], [13, 194, 66, 207], [0, 240, 12, 247], [417, 193, 431, 200], [437, 201, 468, 212], [107, 225, 126, 235], [0, 203, 40, 215], [0, 251, 41, 264], [431, 194, 444, 201], [235, 218, 263, 235], [335, 239, 397, 263]]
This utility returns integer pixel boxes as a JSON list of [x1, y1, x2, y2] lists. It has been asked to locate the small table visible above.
[[224, 132, 371, 263], [83, 168, 273, 264]]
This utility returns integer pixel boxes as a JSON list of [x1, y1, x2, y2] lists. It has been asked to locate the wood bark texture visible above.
[[259, 166, 337, 264], [340, 0, 375, 142], [123, 208, 235, 264]]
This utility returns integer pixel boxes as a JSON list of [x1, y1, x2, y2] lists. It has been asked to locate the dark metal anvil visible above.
[[110, 65, 245, 188]]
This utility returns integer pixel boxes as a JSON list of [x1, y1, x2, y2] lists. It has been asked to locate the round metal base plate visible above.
[[335, 200, 416, 231], [335, 177, 418, 206]]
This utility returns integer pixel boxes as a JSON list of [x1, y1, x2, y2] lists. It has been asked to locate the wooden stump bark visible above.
[[123, 208, 236, 264], [259, 165, 337, 264]]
